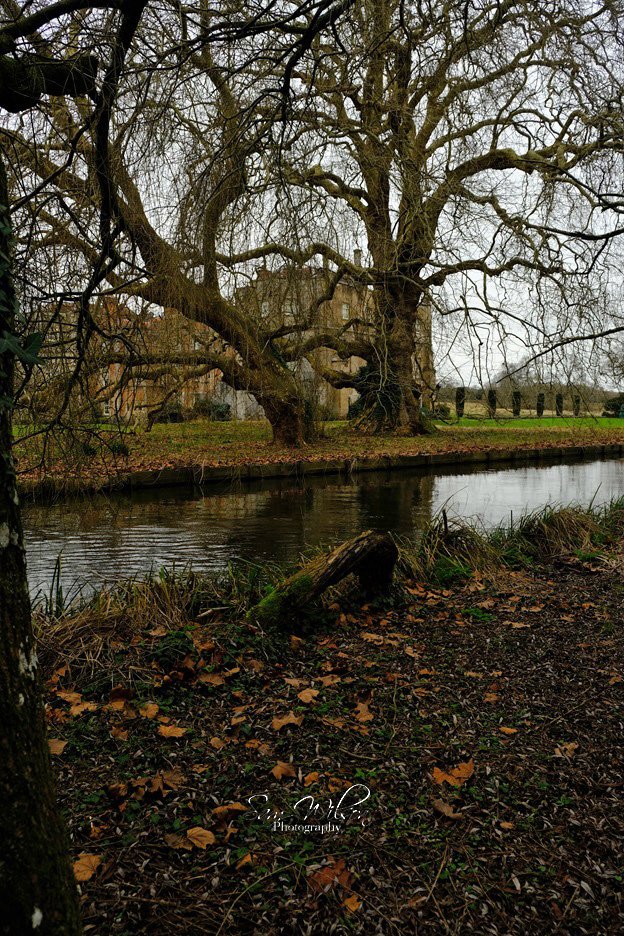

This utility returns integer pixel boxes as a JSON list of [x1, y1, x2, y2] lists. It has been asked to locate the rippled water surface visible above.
[[23, 456, 624, 597]]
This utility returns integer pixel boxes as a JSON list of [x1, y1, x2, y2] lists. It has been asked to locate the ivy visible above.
[[0, 329, 44, 366]]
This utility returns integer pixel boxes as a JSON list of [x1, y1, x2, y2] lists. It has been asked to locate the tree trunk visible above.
[[262, 394, 317, 446], [248, 530, 398, 629], [354, 298, 431, 435], [0, 156, 82, 936]]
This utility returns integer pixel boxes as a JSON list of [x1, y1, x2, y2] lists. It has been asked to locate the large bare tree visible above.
[[260, 0, 624, 431]]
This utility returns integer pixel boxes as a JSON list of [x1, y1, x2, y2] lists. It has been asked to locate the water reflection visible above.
[[23, 457, 623, 597]]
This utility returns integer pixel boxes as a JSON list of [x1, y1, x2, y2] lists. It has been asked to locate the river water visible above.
[[22, 456, 624, 600]]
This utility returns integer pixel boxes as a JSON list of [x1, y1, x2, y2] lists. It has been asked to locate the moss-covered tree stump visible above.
[[248, 530, 398, 630]]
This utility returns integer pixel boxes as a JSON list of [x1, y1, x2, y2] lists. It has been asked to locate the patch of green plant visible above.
[[431, 556, 472, 585]]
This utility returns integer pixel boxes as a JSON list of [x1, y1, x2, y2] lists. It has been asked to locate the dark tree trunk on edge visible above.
[[0, 156, 82, 936], [537, 392, 545, 417]]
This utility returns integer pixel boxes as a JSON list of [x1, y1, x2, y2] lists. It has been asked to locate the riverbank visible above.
[[16, 417, 624, 497], [40, 502, 624, 934]]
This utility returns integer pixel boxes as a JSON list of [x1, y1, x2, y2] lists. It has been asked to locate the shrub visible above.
[[191, 397, 232, 421], [108, 439, 130, 457]]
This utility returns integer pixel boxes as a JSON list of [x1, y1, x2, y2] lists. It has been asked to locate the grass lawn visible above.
[[14, 415, 624, 491]]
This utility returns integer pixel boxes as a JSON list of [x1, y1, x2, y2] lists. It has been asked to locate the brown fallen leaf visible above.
[[483, 692, 499, 703], [499, 726, 518, 735], [318, 674, 341, 687], [210, 737, 226, 750], [271, 761, 296, 780], [245, 739, 272, 756], [236, 853, 253, 870], [198, 672, 225, 686], [554, 741, 578, 758], [309, 858, 352, 892], [73, 853, 102, 882], [139, 702, 159, 719], [432, 759, 475, 788], [271, 712, 304, 731], [432, 798, 463, 820], [212, 802, 248, 818], [343, 894, 362, 913], [56, 690, 81, 705], [297, 688, 320, 704], [48, 739, 67, 756], [69, 700, 98, 717], [500, 821, 515, 830], [111, 726, 129, 741], [354, 702, 373, 722], [186, 827, 216, 849], [304, 771, 320, 786], [164, 833, 193, 850], [158, 725, 187, 738]]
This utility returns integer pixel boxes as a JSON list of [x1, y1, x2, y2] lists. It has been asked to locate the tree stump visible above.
[[248, 530, 398, 630], [573, 395, 581, 417], [512, 390, 521, 417], [487, 388, 497, 418], [536, 392, 545, 417]]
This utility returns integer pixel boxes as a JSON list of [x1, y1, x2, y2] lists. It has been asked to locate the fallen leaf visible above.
[[271, 712, 304, 731], [499, 727, 518, 735], [56, 690, 81, 705], [158, 725, 187, 738], [483, 692, 499, 703], [309, 858, 351, 892], [500, 821, 514, 830], [236, 853, 253, 869], [432, 798, 463, 820], [111, 726, 129, 741], [304, 771, 320, 786], [164, 833, 193, 850], [318, 674, 341, 687], [554, 741, 578, 758], [212, 802, 248, 818], [198, 672, 225, 686], [271, 761, 296, 780], [297, 688, 319, 704], [343, 894, 362, 913], [354, 702, 373, 723], [48, 739, 67, 755], [186, 827, 216, 849], [139, 702, 159, 719], [245, 739, 272, 755], [432, 759, 475, 788], [73, 853, 102, 882], [210, 737, 226, 750]]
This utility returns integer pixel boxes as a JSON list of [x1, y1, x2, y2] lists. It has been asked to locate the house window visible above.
[[283, 301, 296, 322], [102, 400, 111, 417], [341, 302, 350, 321], [260, 301, 270, 317]]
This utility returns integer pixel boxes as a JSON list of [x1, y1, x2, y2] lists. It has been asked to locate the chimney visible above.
[[354, 248, 362, 267]]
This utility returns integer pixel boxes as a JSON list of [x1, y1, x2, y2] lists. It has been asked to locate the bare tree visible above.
[[258, 0, 624, 431], [5, 0, 357, 448]]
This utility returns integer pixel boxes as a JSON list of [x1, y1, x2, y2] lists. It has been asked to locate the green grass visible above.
[[14, 414, 624, 494], [450, 415, 624, 429]]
